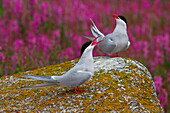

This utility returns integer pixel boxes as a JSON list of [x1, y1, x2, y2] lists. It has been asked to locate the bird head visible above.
[[80, 36, 103, 56], [112, 14, 127, 25]]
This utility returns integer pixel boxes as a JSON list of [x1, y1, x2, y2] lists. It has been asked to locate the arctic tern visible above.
[[84, 14, 130, 57], [19, 36, 103, 94]]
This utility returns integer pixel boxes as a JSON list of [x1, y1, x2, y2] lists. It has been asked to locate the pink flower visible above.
[[162, 89, 168, 105], [143, 41, 149, 59], [154, 76, 162, 92], [4, 74, 8, 77], [31, 21, 39, 29], [56, 39, 61, 46], [11, 68, 15, 71], [52, 30, 60, 39], [14, 39, 24, 49], [168, 72, 170, 82], [0, 53, 5, 61], [0, 1, 169, 110], [13, 0, 23, 13], [28, 36, 37, 44], [154, 76, 168, 107], [9, 20, 19, 33]]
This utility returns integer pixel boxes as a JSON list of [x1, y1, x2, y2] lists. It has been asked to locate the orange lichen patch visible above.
[[0, 57, 163, 112]]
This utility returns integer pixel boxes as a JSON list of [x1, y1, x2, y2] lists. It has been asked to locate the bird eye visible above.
[[109, 38, 113, 41]]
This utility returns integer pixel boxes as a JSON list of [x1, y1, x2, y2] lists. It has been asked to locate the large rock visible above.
[[0, 57, 164, 112]]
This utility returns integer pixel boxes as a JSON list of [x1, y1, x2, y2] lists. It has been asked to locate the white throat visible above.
[[114, 19, 127, 34], [116, 19, 127, 30], [78, 45, 95, 65]]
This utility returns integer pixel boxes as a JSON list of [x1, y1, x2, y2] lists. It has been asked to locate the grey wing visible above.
[[83, 19, 105, 41], [82, 25, 101, 41], [19, 82, 59, 89], [90, 18, 105, 38], [83, 35, 95, 41], [62, 70, 93, 88], [20, 75, 59, 83], [98, 36, 117, 54], [76, 71, 93, 86], [91, 25, 101, 38]]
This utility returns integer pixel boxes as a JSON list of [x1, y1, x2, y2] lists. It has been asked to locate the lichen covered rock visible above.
[[0, 57, 164, 112]]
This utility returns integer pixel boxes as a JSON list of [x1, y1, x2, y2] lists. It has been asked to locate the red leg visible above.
[[110, 55, 114, 58], [110, 55, 116, 58], [77, 86, 84, 92], [110, 53, 119, 58], [74, 87, 80, 94]]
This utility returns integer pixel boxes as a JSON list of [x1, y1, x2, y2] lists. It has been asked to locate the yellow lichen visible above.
[[0, 57, 163, 112]]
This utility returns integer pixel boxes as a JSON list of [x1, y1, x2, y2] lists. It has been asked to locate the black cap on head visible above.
[[80, 41, 92, 56], [118, 15, 127, 24]]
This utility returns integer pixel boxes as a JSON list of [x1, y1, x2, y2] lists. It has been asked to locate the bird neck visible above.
[[114, 22, 127, 34], [115, 20, 127, 32], [78, 46, 94, 65]]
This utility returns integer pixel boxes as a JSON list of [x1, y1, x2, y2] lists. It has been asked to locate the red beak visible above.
[[91, 36, 104, 46], [112, 14, 119, 20]]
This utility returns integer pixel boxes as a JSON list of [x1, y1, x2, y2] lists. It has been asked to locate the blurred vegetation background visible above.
[[0, 0, 169, 112]]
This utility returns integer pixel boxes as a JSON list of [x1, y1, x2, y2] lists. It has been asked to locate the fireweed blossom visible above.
[[0, 53, 4, 61], [154, 76, 168, 107], [0, 0, 169, 110]]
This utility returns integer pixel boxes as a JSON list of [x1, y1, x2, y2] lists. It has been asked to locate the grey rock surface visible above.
[[0, 57, 164, 112]]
